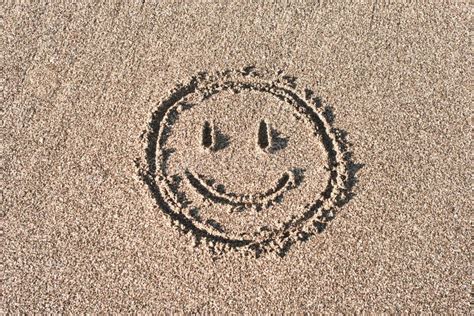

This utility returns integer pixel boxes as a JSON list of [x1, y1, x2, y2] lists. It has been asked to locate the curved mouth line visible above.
[[185, 170, 296, 210]]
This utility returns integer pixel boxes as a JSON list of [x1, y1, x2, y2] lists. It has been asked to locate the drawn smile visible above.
[[185, 169, 301, 211]]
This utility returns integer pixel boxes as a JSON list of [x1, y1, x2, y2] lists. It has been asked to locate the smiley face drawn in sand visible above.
[[138, 68, 355, 256]]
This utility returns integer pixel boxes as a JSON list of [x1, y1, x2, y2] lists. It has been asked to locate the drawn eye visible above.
[[202, 121, 213, 149], [257, 120, 270, 150], [202, 121, 230, 151]]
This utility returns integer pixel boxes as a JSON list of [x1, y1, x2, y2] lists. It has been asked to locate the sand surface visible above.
[[2, 1, 471, 313]]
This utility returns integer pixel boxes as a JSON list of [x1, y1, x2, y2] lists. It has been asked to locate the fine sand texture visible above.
[[2, 1, 471, 313]]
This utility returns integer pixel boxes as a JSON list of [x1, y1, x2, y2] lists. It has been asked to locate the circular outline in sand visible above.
[[139, 68, 349, 256]]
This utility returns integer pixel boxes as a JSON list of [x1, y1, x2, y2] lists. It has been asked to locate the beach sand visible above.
[[2, 1, 471, 313]]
